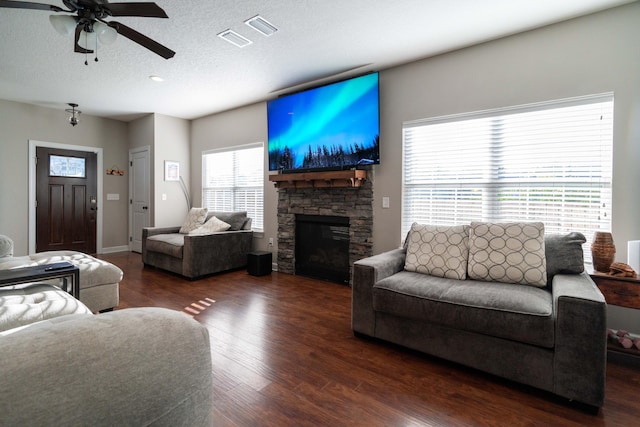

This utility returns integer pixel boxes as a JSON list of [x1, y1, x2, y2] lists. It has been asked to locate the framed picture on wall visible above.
[[165, 160, 180, 181]]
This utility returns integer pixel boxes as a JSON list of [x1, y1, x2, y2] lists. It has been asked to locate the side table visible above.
[[589, 267, 640, 364], [247, 251, 272, 276], [0, 261, 80, 299]]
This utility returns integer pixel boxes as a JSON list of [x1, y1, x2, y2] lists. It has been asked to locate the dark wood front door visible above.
[[36, 147, 97, 254]]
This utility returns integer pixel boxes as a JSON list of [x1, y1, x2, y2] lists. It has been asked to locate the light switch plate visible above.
[[382, 196, 390, 208], [106, 193, 119, 201]]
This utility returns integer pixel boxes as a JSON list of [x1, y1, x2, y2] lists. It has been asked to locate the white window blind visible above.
[[202, 143, 264, 231], [402, 94, 613, 262]]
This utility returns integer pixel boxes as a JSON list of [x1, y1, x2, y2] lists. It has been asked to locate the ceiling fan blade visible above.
[[103, 2, 168, 18], [62, 0, 79, 12], [107, 20, 174, 59], [0, 0, 63, 12]]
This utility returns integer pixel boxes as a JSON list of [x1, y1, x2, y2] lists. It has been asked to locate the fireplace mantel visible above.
[[269, 170, 366, 189]]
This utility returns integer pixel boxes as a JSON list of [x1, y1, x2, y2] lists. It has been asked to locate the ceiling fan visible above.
[[0, 0, 175, 59]]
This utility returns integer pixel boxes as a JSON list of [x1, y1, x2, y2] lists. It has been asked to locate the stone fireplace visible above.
[[275, 171, 374, 284]]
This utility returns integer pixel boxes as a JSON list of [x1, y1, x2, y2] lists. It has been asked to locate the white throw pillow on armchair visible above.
[[179, 208, 208, 234], [189, 216, 231, 235], [0, 235, 14, 258]]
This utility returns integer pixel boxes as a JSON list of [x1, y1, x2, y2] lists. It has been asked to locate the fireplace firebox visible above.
[[295, 214, 350, 285]]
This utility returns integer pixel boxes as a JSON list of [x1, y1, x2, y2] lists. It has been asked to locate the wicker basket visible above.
[[591, 231, 616, 273]]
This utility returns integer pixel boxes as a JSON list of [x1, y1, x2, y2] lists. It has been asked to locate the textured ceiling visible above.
[[0, 0, 635, 121]]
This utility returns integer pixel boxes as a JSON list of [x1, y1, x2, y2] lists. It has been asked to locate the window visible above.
[[49, 155, 85, 177], [202, 143, 264, 232], [402, 94, 613, 261]]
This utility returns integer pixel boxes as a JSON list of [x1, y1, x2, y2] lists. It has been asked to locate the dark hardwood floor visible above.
[[102, 251, 640, 426]]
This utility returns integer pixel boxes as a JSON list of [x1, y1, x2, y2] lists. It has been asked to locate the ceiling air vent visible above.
[[245, 15, 278, 37], [217, 29, 252, 48]]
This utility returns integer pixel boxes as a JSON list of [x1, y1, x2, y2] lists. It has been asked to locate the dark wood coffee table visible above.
[[0, 262, 80, 298]]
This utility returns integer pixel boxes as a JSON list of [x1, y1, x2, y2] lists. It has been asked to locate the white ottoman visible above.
[[0, 235, 122, 312], [0, 283, 92, 333]]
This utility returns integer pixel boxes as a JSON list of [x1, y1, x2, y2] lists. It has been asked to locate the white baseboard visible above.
[[101, 245, 130, 254]]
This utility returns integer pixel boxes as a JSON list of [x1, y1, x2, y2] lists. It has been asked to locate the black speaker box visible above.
[[247, 251, 272, 276]]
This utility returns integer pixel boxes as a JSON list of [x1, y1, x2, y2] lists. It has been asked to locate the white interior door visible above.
[[129, 147, 151, 253]]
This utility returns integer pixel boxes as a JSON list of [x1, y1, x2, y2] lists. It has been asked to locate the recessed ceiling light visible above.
[[245, 15, 278, 37], [217, 29, 252, 48], [149, 75, 164, 82]]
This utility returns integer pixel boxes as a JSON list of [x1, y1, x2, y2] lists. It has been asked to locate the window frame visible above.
[[202, 142, 264, 232], [401, 93, 614, 261]]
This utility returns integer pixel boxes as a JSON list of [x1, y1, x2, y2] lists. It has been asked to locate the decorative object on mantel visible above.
[[609, 262, 637, 278], [106, 165, 124, 176], [591, 231, 616, 273], [269, 170, 367, 189]]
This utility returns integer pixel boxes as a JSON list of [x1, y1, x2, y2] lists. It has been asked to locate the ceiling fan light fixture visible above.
[[77, 29, 100, 50], [49, 15, 76, 37], [94, 21, 117, 45], [245, 15, 278, 37], [217, 29, 252, 48]]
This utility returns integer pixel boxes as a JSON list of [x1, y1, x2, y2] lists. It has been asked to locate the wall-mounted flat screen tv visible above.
[[267, 72, 380, 173]]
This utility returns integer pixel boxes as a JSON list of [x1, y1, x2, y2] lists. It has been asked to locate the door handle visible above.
[[142, 206, 148, 210]]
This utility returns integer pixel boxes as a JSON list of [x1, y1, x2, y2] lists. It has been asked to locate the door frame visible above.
[[128, 145, 151, 252], [28, 140, 103, 254]]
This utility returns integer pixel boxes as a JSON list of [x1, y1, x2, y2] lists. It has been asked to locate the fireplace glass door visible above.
[[295, 214, 350, 284]]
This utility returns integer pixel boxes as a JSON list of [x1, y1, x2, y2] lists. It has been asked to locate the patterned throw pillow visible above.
[[179, 208, 208, 234], [468, 222, 547, 287], [189, 216, 231, 235], [404, 223, 470, 280]]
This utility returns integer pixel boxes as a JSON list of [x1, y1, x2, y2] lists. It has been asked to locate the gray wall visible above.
[[128, 114, 155, 229], [1, 3, 638, 327], [128, 113, 191, 228], [0, 99, 129, 255], [191, 102, 274, 251], [375, 3, 640, 258], [153, 114, 191, 227], [191, 3, 640, 259], [190, 3, 640, 328]]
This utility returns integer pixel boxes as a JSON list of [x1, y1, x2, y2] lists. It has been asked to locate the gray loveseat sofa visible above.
[[0, 306, 213, 426], [352, 223, 607, 409], [142, 210, 253, 279]]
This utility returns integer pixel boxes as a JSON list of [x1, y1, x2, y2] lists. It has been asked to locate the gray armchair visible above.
[[142, 211, 253, 279]]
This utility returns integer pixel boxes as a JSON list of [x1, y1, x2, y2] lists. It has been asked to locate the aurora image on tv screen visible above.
[[267, 72, 380, 172]]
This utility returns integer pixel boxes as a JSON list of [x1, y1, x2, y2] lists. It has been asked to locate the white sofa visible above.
[[0, 282, 93, 333], [0, 235, 213, 425], [0, 303, 214, 425], [0, 235, 122, 312]]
